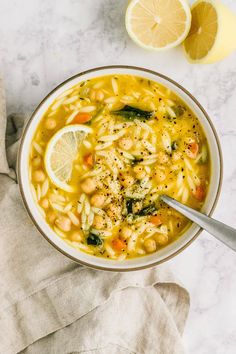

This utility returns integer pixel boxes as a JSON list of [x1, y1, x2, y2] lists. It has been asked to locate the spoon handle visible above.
[[160, 195, 236, 252]]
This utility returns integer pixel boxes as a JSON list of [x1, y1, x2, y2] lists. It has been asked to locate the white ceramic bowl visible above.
[[18, 66, 223, 271]]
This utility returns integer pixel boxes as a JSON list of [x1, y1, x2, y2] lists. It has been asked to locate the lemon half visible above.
[[125, 0, 192, 51], [44, 124, 92, 192], [184, 0, 236, 64]]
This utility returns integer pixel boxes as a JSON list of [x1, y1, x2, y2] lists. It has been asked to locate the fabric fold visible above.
[[1, 264, 187, 354], [20, 286, 189, 354], [0, 81, 190, 354]]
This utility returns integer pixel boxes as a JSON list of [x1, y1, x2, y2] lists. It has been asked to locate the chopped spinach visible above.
[[125, 198, 142, 214], [87, 233, 103, 246], [112, 105, 153, 120], [131, 157, 144, 166], [125, 199, 157, 217], [126, 199, 134, 214], [136, 204, 157, 216], [172, 105, 185, 117], [171, 141, 178, 151]]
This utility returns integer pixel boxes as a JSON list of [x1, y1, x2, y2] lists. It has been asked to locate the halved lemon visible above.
[[183, 0, 236, 63], [44, 125, 92, 192], [125, 0, 191, 51]]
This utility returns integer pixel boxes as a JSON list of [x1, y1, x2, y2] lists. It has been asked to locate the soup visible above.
[[29, 75, 210, 260]]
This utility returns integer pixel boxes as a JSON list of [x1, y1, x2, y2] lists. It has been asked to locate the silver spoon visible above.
[[160, 194, 236, 251]]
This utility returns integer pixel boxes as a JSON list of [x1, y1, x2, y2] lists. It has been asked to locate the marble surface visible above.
[[1, 0, 236, 353]]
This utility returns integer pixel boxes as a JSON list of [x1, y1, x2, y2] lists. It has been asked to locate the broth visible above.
[[29, 75, 210, 260]]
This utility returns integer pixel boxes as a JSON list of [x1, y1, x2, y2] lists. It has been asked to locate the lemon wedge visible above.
[[44, 125, 92, 192], [125, 0, 191, 51], [183, 0, 236, 63]]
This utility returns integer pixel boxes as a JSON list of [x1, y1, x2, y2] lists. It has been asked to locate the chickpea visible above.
[[32, 156, 41, 167], [106, 204, 121, 220], [93, 215, 106, 230], [40, 198, 49, 209], [45, 118, 57, 130], [48, 211, 57, 224], [155, 170, 166, 183], [155, 233, 168, 245], [70, 230, 83, 242], [90, 192, 106, 208], [120, 174, 135, 188], [55, 216, 71, 232], [120, 226, 132, 239], [157, 152, 169, 164], [136, 170, 146, 180], [33, 170, 45, 183], [81, 178, 96, 194], [133, 165, 146, 180], [133, 165, 144, 173], [144, 239, 157, 253], [118, 137, 133, 150]]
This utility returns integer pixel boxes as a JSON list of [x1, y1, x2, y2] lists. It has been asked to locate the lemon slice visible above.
[[44, 124, 92, 192], [183, 0, 236, 63], [125, 0, 191, 51]]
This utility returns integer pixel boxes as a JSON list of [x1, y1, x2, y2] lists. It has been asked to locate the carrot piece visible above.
[[112, 238, 126, 251], [72, 112, 92, 124], [83, 153, 94, 167], [186, 142, 199, 159], [194, 185, 205, 201], [150, 215, 162, 226]]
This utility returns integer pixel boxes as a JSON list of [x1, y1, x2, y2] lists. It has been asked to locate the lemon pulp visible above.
[[125, 0, 191, 51], [184, 0, 236, 63], [44, 125, 92, 192]]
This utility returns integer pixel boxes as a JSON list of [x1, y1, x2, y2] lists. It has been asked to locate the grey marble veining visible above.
[[0, 0, 236, 353]]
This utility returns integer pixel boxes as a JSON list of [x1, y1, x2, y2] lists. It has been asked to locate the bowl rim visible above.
[[17, 65, 223, 272]]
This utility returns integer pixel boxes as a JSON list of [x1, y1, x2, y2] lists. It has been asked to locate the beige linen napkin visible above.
[[0, 78, 190, 354]]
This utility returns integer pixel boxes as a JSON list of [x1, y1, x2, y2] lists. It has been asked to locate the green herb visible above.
[[87, 233, 103, 246], [131, 157, 144, 166], [136, 204, 157, 216], [112, 105, 153, 120], [125, 198, 143, 215], [171, 141, 178, 151], [125, 199, 157, 217], [172, 105, 185, 117], [126, 199, 134, 214]]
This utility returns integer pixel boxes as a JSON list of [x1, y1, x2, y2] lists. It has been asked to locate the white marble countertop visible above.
[[1, 0, 236, 353]]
